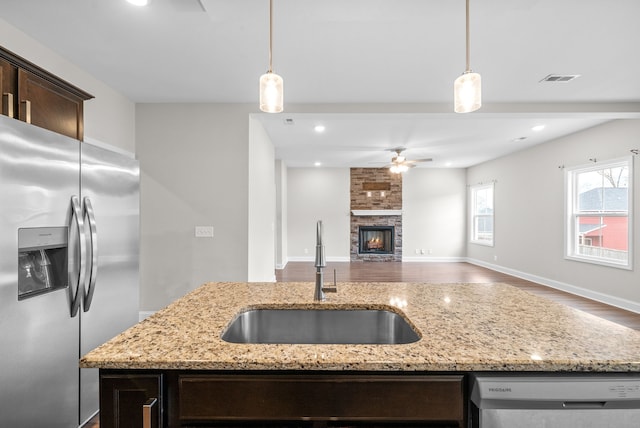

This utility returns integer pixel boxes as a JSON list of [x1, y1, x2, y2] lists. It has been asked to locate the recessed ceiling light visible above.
[[126, 0, 151, 6], [314, 125, 326, 133], [314, 161, 322, 167], [513, 137, 527, 142], [531, 125, 546, 132]]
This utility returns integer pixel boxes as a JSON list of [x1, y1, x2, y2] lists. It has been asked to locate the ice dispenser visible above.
[[18, 227, 68, 299]]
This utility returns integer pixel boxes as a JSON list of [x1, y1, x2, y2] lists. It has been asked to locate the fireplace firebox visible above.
[[358, 226, 394, 255]]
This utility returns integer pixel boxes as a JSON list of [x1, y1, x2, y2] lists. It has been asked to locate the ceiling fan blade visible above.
[[406, 158, 433, 163]]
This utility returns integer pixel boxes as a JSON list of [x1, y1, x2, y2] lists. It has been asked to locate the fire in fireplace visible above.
[[358, 226, 394, 255]]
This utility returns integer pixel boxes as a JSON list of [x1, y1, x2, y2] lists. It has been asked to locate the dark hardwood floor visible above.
[[276, 261, 640, 331], [84, 414, 99, 428]]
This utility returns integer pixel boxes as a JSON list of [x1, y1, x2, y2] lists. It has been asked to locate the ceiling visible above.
[[2, 0, 639, 167]]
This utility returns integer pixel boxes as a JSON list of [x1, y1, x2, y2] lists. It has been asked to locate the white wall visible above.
[[275, 160, 288, 269], [402, 169, 467, 261], [248, 117, 276, 282], [287, 168, 351, 261], [136, 104, 252, 311], [0, 17, 135, 152], [467, 119, 640, 311], [285, 168, 468, 262]]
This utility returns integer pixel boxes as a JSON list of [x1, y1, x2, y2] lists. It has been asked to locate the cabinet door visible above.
[[100, 373, 163, 428], [0, 57, 17, 117], [18, 68, 84, 139]]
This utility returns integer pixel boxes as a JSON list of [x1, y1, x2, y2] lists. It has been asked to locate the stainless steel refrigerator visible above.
[[0, 114, 139, 427]]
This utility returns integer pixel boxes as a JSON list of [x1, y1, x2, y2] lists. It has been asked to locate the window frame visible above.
[[469, 182, 495, 247], [564, 156, 633, 270]]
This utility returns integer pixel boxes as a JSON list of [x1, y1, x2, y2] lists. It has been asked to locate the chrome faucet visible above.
[[314, 220, 336, 301]]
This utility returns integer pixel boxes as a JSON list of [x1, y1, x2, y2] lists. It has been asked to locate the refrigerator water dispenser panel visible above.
[[18, 227, 68, 300]]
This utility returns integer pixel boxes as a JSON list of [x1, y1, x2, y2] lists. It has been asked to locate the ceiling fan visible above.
[[387, 148, 432, 173]]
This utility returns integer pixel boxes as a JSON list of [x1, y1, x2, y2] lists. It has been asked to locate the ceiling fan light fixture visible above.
[[454, 0, 481, 113], [126, 0, 151, 6], [259, 0, 283, 113], [390, 164, 409, 174]]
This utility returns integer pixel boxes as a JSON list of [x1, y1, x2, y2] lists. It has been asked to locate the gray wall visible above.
[[285, 167, 467, 262], [248, 117, 276, 281], [275, 160, 288, 269], [402, 169, 467, 260], [467, 119, 640, 311], [287, 168, 351, 261], [136, 104, 253, 311]]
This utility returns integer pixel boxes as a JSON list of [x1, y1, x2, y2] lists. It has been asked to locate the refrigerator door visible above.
[[0, 115, 81, 427], [79, 142, 140, 424]]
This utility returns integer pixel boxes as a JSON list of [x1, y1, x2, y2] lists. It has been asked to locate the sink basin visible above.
[[221, 308, 420, 344]]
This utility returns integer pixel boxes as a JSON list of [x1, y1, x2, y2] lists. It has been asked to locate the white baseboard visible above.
[[286, 256, 351, 263], [402, 256, 466, 262], [467, 258, 640, 314]]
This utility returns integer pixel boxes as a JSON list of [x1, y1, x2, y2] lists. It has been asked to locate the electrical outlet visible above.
[[494, 255, 498, 261], [195, 226, 214, 238], [428, 249, 433, 255], [304, 248, 309, 254], [420, 249, 425, 255], [415, 249, 419, 254]]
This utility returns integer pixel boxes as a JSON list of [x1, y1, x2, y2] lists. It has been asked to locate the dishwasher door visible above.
[[470, 375, 640, 428]]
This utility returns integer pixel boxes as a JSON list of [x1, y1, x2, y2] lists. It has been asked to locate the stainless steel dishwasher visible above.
[[470, 375, 640, 428]]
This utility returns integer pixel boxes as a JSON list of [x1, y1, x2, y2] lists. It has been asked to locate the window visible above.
[[565, 157, 633, 269], [470, 183, 494, 246]]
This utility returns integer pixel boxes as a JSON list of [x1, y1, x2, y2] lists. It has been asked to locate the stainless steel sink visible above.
[[221, 308, 420, 344]]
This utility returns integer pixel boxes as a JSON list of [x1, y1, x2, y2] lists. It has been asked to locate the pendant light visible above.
[[259, 0, 284, 113], [454, 0, 481, 113]]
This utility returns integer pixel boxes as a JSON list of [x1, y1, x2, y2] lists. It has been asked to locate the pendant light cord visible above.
[[268, 0, 273, 73], [465, 0, 471, 72]]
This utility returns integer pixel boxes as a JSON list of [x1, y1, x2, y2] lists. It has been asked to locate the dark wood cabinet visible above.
[[0, 45, 93, 140], [0, 57, 17, 118], [100, 371, 465, 428], [100, 373, 163, 428]]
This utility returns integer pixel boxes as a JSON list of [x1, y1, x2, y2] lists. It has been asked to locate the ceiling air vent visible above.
[[283, 118, 295, 125], [539, 74, 581, 83]]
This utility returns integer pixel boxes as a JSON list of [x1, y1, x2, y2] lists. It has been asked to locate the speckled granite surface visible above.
[[80, 282, 640, 372]]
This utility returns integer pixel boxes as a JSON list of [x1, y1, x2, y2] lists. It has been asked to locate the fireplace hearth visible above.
[[358, 226, 394, 255]]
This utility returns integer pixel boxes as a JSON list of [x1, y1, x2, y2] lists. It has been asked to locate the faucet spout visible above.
[[314, 220, 335, 301]]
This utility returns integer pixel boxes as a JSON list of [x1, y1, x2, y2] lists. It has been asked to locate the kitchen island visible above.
[[81, 282, 640, 427]]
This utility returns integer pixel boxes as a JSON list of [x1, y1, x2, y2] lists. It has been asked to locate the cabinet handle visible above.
[[143, 397, 158, 428], [20, 100, 31, 124], [2, 93, 14, 117]]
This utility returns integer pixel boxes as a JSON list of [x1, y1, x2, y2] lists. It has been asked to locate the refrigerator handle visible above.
[[82, 197, 98, 312], [69, 196, 85, 317]]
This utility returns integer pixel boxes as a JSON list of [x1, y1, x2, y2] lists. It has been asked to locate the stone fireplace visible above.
[[350, 168, 402, 262], [359, 226, 395, 254]]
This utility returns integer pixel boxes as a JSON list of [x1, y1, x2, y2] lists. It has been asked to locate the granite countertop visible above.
[[80, 282, 640, 372]]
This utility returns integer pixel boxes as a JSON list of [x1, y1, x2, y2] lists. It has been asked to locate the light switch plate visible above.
[[195, 226, 214, 238]]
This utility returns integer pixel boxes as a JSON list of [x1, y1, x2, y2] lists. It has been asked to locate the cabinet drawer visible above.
[[178, 374, 463, 422]]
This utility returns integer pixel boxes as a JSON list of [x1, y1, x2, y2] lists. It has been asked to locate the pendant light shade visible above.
[[454, 71, 481, 113], [454, 0, 481, 113], [260, 72, 283, 113], [259, 0, 283, 113]]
